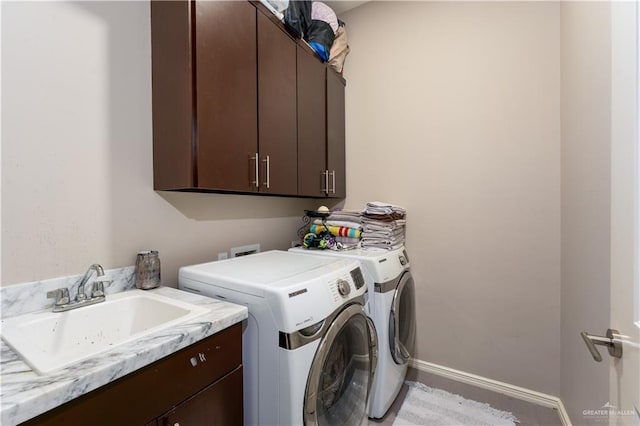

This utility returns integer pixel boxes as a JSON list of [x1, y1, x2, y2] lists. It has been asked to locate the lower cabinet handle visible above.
[[250, 153, 259, 188], [262, 155, 270, 189]]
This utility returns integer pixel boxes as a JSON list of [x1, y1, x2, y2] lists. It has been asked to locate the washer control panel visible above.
[[326, 267, 367, 305]]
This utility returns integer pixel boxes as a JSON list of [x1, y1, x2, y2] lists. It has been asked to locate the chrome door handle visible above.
[[328, 170, 336, 194], [580, 329, 623, 362], [321, 170, 329, 194], [250, 153, 259, 188], [262, 155, 270, 189]]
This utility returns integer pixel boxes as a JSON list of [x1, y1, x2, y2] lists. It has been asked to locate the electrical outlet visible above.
[[218, 252, 228, 260], [231, 243, 260, 257]]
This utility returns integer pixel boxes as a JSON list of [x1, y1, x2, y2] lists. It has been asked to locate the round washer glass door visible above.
[[389, 271, 416, 365], [304, 304, 377, 426]]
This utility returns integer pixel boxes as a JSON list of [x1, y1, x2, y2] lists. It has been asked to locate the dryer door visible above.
[[389, 271, 416, 365], [304, 304, 377, 426]]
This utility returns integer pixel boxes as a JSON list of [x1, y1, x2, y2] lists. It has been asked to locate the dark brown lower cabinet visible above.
[[156, 367, 242, 426], [22, 324, 243, 426]]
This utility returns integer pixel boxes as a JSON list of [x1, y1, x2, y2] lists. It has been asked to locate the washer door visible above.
[[304, 304, 377, 426], [389, 271, 416, 365]]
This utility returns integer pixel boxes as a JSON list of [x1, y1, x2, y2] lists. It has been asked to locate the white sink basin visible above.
[[1, 289, 209, 375]]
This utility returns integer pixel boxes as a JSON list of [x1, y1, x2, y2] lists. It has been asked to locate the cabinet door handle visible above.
[[329, 170, 336, 194], [262, 155, 270, 189], [250, 153, 259, 188], [321, 170, 329, 194]]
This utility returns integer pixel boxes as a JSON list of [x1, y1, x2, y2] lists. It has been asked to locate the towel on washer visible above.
[[362, 219, 406, 231], [335, 236, 360, 248], [362, 228, 404, 239], [361, 238, 405, 251], [364, 201, 406, 216], [326, 220, 363, 230], [310, 224, 361, 239]]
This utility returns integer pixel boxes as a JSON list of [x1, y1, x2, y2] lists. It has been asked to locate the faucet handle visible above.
[[46, 288, 70, 306], [91, 280, 111, 298]]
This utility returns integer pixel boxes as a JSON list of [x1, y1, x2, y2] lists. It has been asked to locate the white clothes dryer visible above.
[[178, 251, 377, 426], [290, 246, 416, 419]]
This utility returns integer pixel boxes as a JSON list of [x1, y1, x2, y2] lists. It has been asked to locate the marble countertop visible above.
[[0, 286, 248, 425]]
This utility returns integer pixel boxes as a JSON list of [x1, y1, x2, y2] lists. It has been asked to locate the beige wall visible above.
[[560, 2, 612, 423], [341, 2, 562, 395], [1, 1, 317, 286]]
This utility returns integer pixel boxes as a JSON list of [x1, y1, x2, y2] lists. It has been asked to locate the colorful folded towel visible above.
[[310, 224, 361, 239], [326, 220, 363, 230]]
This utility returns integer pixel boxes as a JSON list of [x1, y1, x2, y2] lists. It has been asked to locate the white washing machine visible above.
[[178, 251, 377, 426], [290, 246, 416, 419]]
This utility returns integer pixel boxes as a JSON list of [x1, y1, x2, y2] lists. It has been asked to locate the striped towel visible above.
[[310, 224, 362, 239], [326, 220, 363, 230]]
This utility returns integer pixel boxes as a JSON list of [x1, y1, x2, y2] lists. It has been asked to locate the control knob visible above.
[[337, 279, 351, 296]]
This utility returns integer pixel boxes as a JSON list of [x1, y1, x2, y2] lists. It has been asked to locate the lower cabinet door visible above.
[[158, 366, 243, 426]]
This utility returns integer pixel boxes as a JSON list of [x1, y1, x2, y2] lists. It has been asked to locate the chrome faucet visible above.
[[75, 263, 105, 302], [47, 263, 111, 312]]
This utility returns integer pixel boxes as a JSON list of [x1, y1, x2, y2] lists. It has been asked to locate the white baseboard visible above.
[[409, 358, 572, 426]]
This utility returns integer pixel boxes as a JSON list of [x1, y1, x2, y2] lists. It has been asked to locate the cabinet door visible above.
[[195, 1, 258, 191], [326, 70, 346, 198], [159, 366, 243, 426], [257, 11, 297, 195], [297, 46, 327, 197], [151, 1, 194, 190]]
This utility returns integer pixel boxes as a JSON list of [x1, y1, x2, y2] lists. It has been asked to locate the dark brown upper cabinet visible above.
[[257, 10, 298, 195], [152, 0, 345, 198], [327, 70, 346, 198], [297, 48, 346, 198], [297, 45, 327, 197], [152, 1, 259, 192]]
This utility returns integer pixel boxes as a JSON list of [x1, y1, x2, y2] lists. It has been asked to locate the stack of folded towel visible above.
[[361, 201, 406, 250], [311, 209, 362, 248]]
